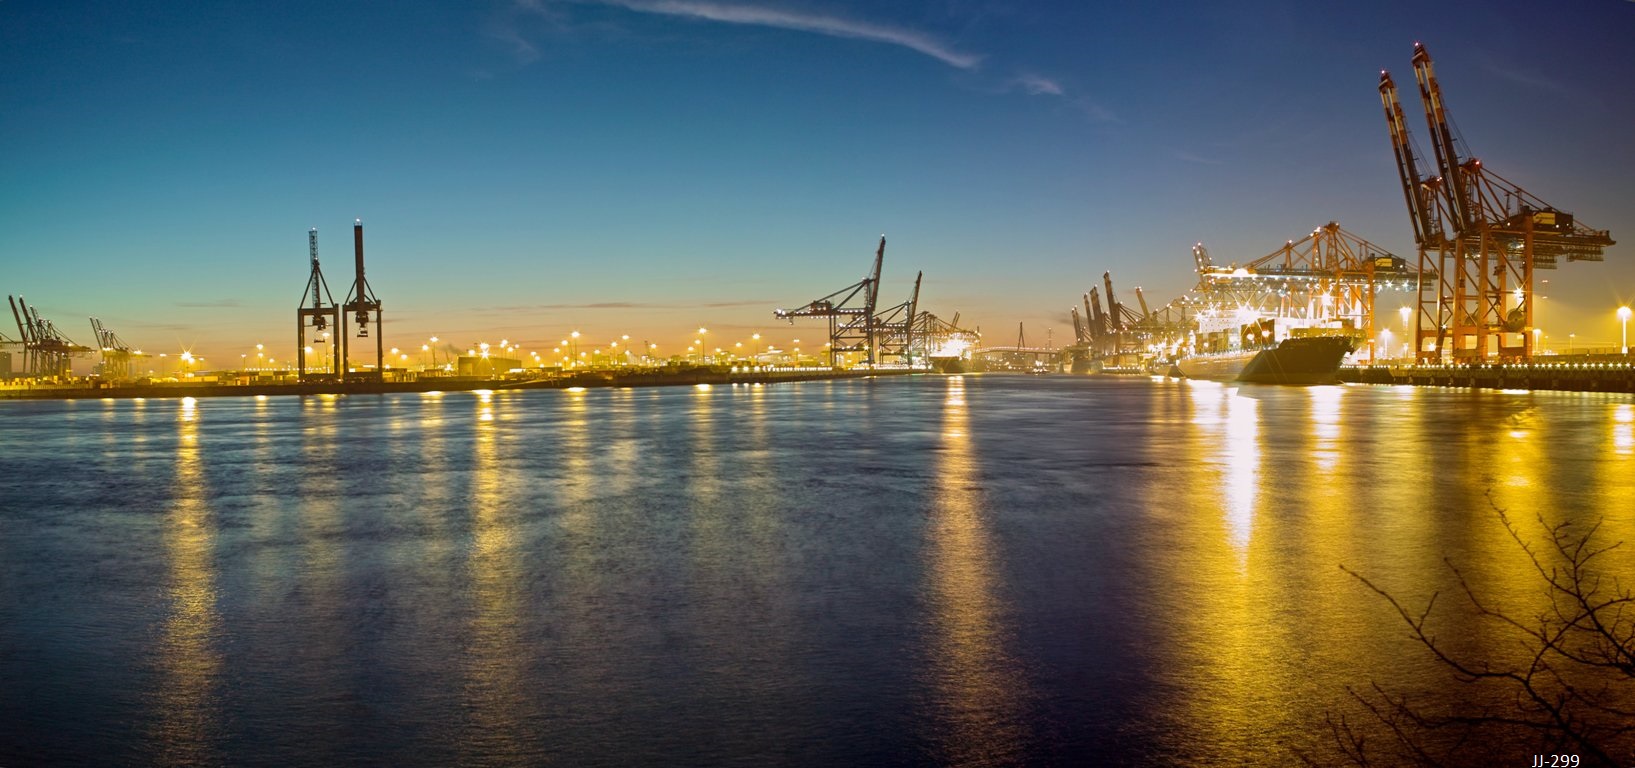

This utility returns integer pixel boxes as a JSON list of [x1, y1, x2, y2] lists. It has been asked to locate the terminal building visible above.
[[455, 355, 521, 378]]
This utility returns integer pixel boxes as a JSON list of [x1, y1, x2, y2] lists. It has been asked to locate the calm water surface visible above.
[[2, 375, 1633, 766]]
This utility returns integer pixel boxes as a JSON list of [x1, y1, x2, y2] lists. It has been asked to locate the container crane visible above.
[[297, 227, 342, 381], [871, 271, 922, 365], [8, 295, 92, 378], [89, 317, 145, 381], [341, 219, 385, 380], [1382, 43, 1613, 361], [774, 236, 886, 367]]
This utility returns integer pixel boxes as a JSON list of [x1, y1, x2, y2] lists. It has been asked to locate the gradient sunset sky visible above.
[[4, 1, 1634, 366]]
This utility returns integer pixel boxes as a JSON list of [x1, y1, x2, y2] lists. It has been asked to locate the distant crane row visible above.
[[5, 295, 97, 379], [1071, 43, 1611, 371]]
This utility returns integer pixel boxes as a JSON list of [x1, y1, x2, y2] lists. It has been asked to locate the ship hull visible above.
[[1176, 336, 1353, 385]]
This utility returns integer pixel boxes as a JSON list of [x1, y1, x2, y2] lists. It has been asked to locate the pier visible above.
[[0, 366, 917, 402], [1341, 358, 1635, 393]]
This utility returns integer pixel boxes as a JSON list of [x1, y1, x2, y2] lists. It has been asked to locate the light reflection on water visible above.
[[1, 376, 1633, 766], [923, 376, 1028, 764], [152, 396, 221, 767], [463, 389, 532, 761]]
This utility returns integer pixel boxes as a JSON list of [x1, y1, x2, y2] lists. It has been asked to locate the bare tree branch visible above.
[[1315, 502, 1635, 767]]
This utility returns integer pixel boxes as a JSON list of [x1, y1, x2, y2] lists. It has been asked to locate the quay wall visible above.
[[0, 367, 917, 402], [1341, 361, 1635, 394]]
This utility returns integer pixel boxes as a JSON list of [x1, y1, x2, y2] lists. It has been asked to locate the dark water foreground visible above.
[[2, 376, 1632, 766]]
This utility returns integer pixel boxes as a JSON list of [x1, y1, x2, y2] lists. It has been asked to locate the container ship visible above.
[[1172, 315, 1356, 385]]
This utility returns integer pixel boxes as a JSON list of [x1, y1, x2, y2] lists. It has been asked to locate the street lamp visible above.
[[1619, 306, 1631, 355], [1399, 306, 1411, 357]]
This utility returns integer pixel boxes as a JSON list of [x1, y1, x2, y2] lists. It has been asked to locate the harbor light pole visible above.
[[1619, 306, 1631, 355]]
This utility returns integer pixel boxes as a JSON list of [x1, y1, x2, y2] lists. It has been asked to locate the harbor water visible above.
[[2, 375, 1632, 765]]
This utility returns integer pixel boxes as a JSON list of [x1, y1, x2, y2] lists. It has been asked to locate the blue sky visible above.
[[4, 1, 1634, 365]]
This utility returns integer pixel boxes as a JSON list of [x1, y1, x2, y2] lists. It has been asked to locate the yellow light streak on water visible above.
[[921, 376, 1028, 764], [462, 388, 530, 761], [1222, 389, 1259, 558], [151, 397, 221, 766], [1307, 386, 1342, 473], [1613, 403, 1633, 456]]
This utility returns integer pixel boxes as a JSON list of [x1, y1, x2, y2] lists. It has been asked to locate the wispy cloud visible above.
[[1074, 98, 1117, 123], [125, 322, 195, 332], [482, 299, 774, 312], [490, 20, 541, 63], [490, 301, 652, 311], [1011, 73, 1062, 96], [1474, 54, 1575, 99], [525, 0, 982, 70]]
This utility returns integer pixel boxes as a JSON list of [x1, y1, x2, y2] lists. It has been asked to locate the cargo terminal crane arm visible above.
[[774, 236, 885, 321], [1379, 70, 1440, 248], [1410, 43, 1475, 234]]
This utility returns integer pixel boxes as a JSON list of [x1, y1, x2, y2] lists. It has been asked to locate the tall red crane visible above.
[[1380, 44, 1613, 362]]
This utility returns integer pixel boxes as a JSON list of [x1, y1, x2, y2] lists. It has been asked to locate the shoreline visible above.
[[0, 367, 920, 402], [1338, 361, 1635, 394]]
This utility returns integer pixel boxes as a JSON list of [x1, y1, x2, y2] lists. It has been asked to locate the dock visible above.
[[1341, 360, 1635, 394], [0, 367, 918, 402]]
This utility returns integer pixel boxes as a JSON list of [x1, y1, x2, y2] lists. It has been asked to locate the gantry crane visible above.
[[871, 271, 922, 365], [1192, 223, 1427, 362], [8, 295, 92, 378], [89, 317, 145, 381], [774, 236, 886, 367], [912, 310, 978, 363], [341, 219, 385, 380], [297, 227, 343, 381], [1380, 43, 1613, 361]]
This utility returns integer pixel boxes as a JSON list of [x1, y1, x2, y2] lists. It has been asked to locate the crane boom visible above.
[[1102, 272, 1124, 332], [866, 236, 884, 318], [9, 295, 27, 344], [1379, 70, 1439, 247], [905, 270, 921, 358], [1410, 43, 1475, 234]]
